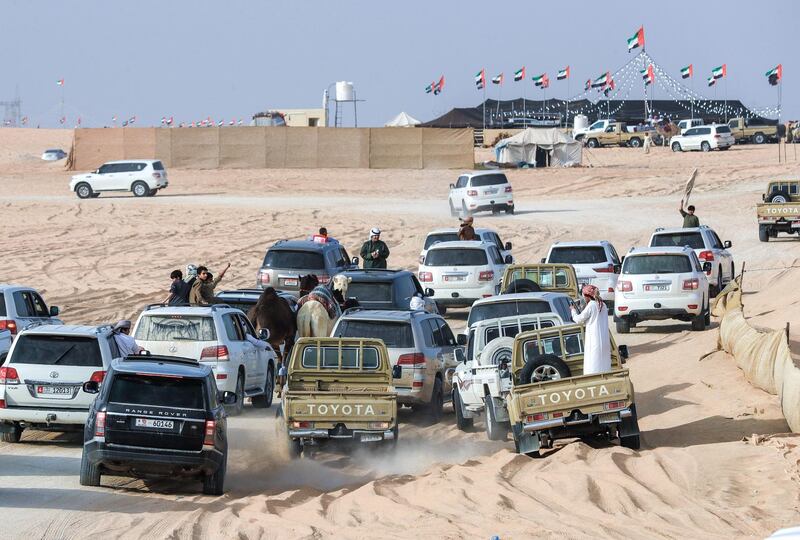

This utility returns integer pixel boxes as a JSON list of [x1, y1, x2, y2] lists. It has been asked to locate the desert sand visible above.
[[1, 129, 800, 539]]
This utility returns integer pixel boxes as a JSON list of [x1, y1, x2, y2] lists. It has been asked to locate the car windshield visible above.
[[214, 299, 255, 313], [623, 255, 692, 274], [109, 374, 205, 409], [715, 126, 731, 134], [548, 246, 607, 264], [425, 248, 488, 266], [45, 149, 61, 153], [10, 335, 102, 367], [346, 282, 393, 305], [424, 233, 459, 250], [300, 346, 380, 370], [334, 320, 414, 348], [262, 250, 324, 270], [135, 315, 217, 341], [471, 174, 508, 187], [468, 301, 550, 326], [651, 233, 704, 249]]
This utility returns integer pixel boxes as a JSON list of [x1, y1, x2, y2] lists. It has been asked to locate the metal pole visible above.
[[566, 76, 570, 129], [354, 90, 358, 128], [724, 77, 728, 123], [482, 85, 486, 131]]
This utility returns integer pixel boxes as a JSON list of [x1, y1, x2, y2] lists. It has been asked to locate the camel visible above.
[[296, 274, 351, 338], [247, 287, 297, 363]]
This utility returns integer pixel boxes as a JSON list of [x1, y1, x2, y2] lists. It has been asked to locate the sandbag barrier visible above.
[[711, 275, 800, 432]]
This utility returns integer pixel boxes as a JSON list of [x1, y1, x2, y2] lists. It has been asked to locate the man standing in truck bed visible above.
[[679, 199, 700, 228]]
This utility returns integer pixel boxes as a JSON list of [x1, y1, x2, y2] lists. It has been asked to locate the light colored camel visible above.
[[296, 275, 351, 338]]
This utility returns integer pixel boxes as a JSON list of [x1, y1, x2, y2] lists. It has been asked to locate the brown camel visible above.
[[247, 287, 297, 364]]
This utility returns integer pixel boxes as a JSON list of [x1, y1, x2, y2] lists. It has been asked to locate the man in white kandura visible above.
[[569, 284, 611, 375]]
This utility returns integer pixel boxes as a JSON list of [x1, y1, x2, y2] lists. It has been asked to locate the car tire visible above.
[[754, 132, 766, 144], [502, 278, 541, 294], [701, 141, 711, 152], [75, 183, 93, 199], [587, 138, 599, 148], [449, 200, 458, 217], [202, 449, 227, 496], [1, 423, 22, 443], [629, 137, 641, 148], [481, 337, 514, 366], [619, 404, 641, 450], [714, 272, 723, 298], [251, 365, 274, 408], [505, 204, 514, 215], [435, 302, 447, 316], [426, 378, 444, 423], [671, 142, 682, 152], [229, 374, 245, 416], [759, 225, 770, 242], [132, 181, 149, 197], [79, 447, 101, 486], [453, 388, 473, 431], [287, 436, 303, 459], [519, 354, 571, 385], [484, 395, 508, 441], [691, 304, 707, 331], [616, 317, 631, 334], [148, 189, 158, 196]]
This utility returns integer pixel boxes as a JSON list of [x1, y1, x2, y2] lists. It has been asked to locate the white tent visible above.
[[494, 128, 582, 167], [384, 112, 421, 127]]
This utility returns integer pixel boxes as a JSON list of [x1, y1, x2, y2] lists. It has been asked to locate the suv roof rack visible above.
[[654, 227, 664, 232], [122, 353, 199, 366], [143, 303, 232, 311]]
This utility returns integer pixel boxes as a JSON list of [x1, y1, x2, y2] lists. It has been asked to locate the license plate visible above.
[[37, 385, 72, 395], [644, 284, 669, 291], [360, 434, 382, 442], [135, 418, 175, 430], [444, 275, 465, 282], [283, 278, 298, 287], [578, 279, 591, 286], [792, 223, 800, 228]]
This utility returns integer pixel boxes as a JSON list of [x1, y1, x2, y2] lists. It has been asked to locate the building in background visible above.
[[251, 108, 325, 127]]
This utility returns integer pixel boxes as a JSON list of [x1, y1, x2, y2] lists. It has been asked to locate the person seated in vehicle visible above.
[[190, 264, 230, 305], [458, 216, 477, 241], [569, 285, 611, 375], [308, 227, 338, 244]]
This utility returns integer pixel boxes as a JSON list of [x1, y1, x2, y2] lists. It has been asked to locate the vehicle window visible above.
[[691, 253, 703, 272], [338, 247, 351, 267], [623, 255, 692, 274], [222, 314, 243, 341], [715, 126, 731, 134], [301, 346, 379, 370], [466, 329, 476, 362], [98, 164, 112, 174], [470, 174, 508, 187], [455, 176, 468, 189], [347, 281, 393, 305], [424, 233, 459, 250], [12, 292, 30, 317], [424, 318, 444, 347], [651, 232, 704, 249], [421, 320, 436, 348], [136, 163, 147, 171], [334, 320, 414, 348], [564, 333, 583, 356], [396, 276, 419, 304], [107, 336, 121, 358], [697, 128, 711, 135], [410, 275, 425, 295], [684, 128, 697, 136], [608, 244, 621, 264], [436, 319, 457, 346], [109, 374, 204, 409], [134, 315, 217, 341], [709, 232, 723, 249], [152, 161, 165, 171], [541, 336, 563, 356], [549, 246, 608, 264], [29, 293, 49, 317], [488, 247, 504, 265], [214, 299, 255, 314], [492, 233, 504, 251], [589, 121, 603, 129], [425, 248, 488, 266], [468, 301, 549, 326], [0, 293, 5, 317], [237, 314, 256, 338], [555, 297, 573, 322], [10, 335, 102, 367], [262, 250, 325, 270]]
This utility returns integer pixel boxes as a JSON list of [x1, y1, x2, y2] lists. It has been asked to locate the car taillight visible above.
[[714, 134, 721, 138], [292, 421, 313, 429], [89, 371, 106, 383], [504, 186, 513, 193], [617, 281, 632, 292], [397, 353, 425, 366], [369, 421, 390, 429], [203, 420, 216, 446], [95, 412, 106, 437], [152, 172, 162, 178], [683, 279, 699, 290], [698, 250, 714, 262], [527, 413, 548, 422], [0, 367, 19, 385], [317, 275, 331, 285], [603, 401, 625, 410], [412, 381, 424, 388], [0, 320, 18, 335], [617, 306, 628, 311], [467, 190, 478, 196], [593, 264, 614, 273], [0, 400, 5, 409], [419, 271, 433, 282], [200, 345, 229, 361], [479, 270, 494, 281], [258, 271, 270, 285]]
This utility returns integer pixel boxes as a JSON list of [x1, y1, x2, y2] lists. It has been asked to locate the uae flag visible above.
[[712, 64, 727, 79], [491, 73, 503, 85], [641, 64, 654, 85], [557, 66, 569, 80], [540, 75, 550, 89], [56, 79, 64, 86], [475, 69, 486, 90], [591, 72, 610, 88], [514, 67, 525, 81], [603, 79, 616, 96], [434, 75, 445, 95], [765, 64, 782, 86], [585, 79, 592, 91], [627, 26, 645, 52], [707, 76, 716, 87], [532, 73, 546, 86], [425, 82, 434, 94], [680, 64, 693, 79]]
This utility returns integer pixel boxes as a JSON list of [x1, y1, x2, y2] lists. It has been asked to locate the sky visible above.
[[1, 0, 796, 128]]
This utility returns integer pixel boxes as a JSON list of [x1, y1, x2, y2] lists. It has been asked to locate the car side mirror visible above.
[[505, 242, 512, 250], [392, 365, 402, 379], [351, 257, 359, 265], [504, 255, 513, 264], [424, 288, 434, 297], [455, 348, 467, 363], [702, 262, 713, 272], [449, 183, 455, 189], [618, 345, 629, 361], [82, 381, 100, 394], [258, 328, 270, 341], [220, 391, 238, 405], [723, 240, 732, 249], [49, 306, 60, 316], [457, 334, 467, 346], [540, 257, 546, 263]]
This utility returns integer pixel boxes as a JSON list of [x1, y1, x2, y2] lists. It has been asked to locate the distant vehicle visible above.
[[670, 124, 734, 152], [501, 116, 560, 129], [256, 240, 358, 295], [584, 122, 646, 148], [542, 241, 622, 307], [69, 160, 169, 199], [677, 119, 704, 134], [419, 227, 513, 265], [0, 284, 62, 337], [572, 119, 616, 140], [757, 180, 800, 242], [727, 117, 779, 144], [448, 171, 514, 216], [338, 269, 439, 314], [80, 354, 235, 495], [41, 149, 67, 161]]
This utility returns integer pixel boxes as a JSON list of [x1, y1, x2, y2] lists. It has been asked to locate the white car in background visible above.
[[419, 227, 513, 265], [670, 124, 734, 152], [543, 241, 621, 307], [418, 241, 511, 308], [41, 149, 67, 161], [69, 159, 169, 199], [677, 119, 704, 134], [448, 171, 514, 216]]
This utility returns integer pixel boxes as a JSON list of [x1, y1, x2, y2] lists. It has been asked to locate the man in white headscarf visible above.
[[569, 285, 611, 375], [113, 320, 144, 358]]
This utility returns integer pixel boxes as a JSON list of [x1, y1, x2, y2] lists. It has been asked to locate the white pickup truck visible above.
[[452, 312, 564, 441], [0, 329, 11, 363]]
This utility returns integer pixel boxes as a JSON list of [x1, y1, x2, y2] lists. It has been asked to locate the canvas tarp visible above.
[[385, 112, 421, 127], [495, 128, 582, 167]]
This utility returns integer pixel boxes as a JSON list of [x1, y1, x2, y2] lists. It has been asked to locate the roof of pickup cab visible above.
[[102, 159, 161, 164], [17, 324, 113, 337], [339, 269, 412, 282]]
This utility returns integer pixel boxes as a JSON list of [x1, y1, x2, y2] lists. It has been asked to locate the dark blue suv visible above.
[[80, 354, 235, 495]]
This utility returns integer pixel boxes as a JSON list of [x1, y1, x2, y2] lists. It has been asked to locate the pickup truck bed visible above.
[[284, 390, 397, 442], [757, 203, 800, 241]]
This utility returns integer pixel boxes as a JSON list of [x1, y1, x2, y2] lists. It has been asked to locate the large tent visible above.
[[384, 111, 421, 127], [495, 128, 582, 167]]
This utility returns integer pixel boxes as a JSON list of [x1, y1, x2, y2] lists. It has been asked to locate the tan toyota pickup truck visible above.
[[500, 263, 579, 299], [506, 324, 639, 457], [727, 117, 779, 144], [757, 180, 800, 242], [281, 337, 400, 457], [584, 122, 647, 149]]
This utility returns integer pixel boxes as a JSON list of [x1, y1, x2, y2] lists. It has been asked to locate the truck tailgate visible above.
[[285, 391, 397, 424], [757, 203, 800, 221], [512, 370, 631, 417]]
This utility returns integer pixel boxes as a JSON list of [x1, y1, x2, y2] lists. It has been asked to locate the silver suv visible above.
[[331, 309, 458, 422], [256, 240, 358, 295], [0, 284, 62, 338]]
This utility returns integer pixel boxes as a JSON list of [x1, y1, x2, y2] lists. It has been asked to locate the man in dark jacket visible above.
[[458, 216, 477, 241], [164, 269, 191, 305], [360, 227, 390, 269]]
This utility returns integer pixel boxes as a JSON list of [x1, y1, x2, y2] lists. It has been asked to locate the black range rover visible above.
[[80, 354, 235, 495]]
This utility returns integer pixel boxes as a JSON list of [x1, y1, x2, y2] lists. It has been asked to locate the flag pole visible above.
[[566, 75, 569, 129], [482, 82, 486, 132]]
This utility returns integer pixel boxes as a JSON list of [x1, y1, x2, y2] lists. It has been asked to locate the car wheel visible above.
[[754, 133, 765, 144], [79, 447, 101, 486], [714, 272, 723, 298], [629, 137, 641, 148], [132, 181, 149, 197], [502, 278, 540, 294], [449, 200, 458, 217], [758, 225, 770, 242], [1, 423, 22, 443], [481, 337, 514, 366], [484, 395, 508, 441], [619, 404, 641, 450], [587, 138, 599, 148], [453, 388, 473, 431], [75, 183, 93, 199], [229, 374, 245, 416], [616, 317, 631, 334], [148, 189, 158, 196], [519, 354, 571, 384], [202, 448, 227, 495], [770, 191, 790, 203], [671, 142, 682, 152], [505, 204, 514, 215], [287, 436, 303, 459], [426, 378, 444, 423], [691, 303, 707, 331], [701, 141, 711, 152], [251, 365, 274, 408]]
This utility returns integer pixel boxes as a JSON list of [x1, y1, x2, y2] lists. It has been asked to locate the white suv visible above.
[[69, 159, 169, 199], [419, 227, 513, 265], [614, 246, 711, 334], [418, 241, 510, 308], [648, 226, 734, 296], [133, 304, 277, 414], [0, 324, 120, 442], [670, 124, 734, 152], [448, 171, 514, 216], [543, 241, 621, 307]]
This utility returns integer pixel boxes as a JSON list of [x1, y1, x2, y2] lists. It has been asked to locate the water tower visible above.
[[323, 81, 363, 127]]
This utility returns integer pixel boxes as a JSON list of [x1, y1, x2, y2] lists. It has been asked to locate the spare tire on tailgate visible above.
[[503, 278, 541, 294], [519, 354, 571, 385]]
